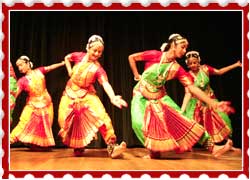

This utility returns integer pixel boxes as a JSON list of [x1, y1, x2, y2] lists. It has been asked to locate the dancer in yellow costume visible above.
[[58, 35, 127, 158], [10, 56, 65, 149]]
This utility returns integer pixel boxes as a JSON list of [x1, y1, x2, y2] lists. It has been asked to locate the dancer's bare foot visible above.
[[213, 139, 233, 158], [110, 141, 126, 159], [212, 144, 224, 155], [230, 146, 242, 153]]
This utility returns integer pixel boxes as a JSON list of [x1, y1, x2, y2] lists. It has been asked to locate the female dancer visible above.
[[10, 62, 17, 125], [58, 35, 127, 158], [181, 50, 242, 157], [129, 33, 234, 159], [10, 55, 65, 149]]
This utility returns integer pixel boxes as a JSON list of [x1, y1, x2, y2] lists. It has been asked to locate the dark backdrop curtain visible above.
[[10, 11, 243, 148]]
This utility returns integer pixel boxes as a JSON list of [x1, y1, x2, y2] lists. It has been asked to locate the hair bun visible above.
[[19, 55, 30, 61], [88, 35, 104, 45], [168, 33, 182, 40]]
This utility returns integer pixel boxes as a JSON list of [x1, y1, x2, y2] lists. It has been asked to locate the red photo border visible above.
[[2, 3, 249, 179]]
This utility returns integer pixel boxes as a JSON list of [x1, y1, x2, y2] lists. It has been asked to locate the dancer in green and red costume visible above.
[[181, 50, 242, 157], [10, 62, 17, 125], [129, 33, 235, 159]]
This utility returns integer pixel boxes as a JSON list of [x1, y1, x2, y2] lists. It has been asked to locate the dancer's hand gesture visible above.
[[111, 95, 128, 109]]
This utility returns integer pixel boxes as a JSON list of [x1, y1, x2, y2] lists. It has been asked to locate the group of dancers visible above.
[[10, 33, 242, 159]]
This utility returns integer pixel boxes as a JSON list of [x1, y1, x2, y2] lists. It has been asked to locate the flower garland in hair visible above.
[[169, 33, 188, 45], [185, 51, 201, 65], [18, 55, 33, 68], [86, 35, 104, 50]]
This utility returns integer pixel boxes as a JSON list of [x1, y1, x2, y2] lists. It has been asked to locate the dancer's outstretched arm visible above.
[[44, 61, 65, 72], [187, 84, 235, 114], [102, 81, 128, 109], [213, 60, 242, 75]]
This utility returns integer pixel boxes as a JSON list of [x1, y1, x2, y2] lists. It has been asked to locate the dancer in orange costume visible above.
[[58, 35, 127, 158], [10, 56, 65, 150]]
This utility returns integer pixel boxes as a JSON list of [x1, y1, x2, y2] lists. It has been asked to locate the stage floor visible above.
[[9, 147, 243, 171]]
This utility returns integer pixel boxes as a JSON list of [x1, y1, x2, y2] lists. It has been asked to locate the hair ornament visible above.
[[160, 43, 168, 52], [168, 33, 182, 40], [17, 55, 33, 68], [86, 34, 104, 50], [168, 33, 188, 45], [19, 55, 30, 61], [185, 50, 201, 64]]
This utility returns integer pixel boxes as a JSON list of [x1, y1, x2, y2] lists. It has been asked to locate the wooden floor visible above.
[[10, 147, 242, 171]]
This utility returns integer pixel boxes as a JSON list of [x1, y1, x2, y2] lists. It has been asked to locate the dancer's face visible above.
[[174, 42, 188, 58], [16, 59, 30, 74], [187, 58, 200, 72], [87, 42, 104, 61]]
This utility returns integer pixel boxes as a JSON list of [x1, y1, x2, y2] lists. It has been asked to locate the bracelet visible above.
[[134, 75, 141, 81]]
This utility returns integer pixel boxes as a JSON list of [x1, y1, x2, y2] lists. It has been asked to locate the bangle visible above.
[[134, 75, 141, 81]]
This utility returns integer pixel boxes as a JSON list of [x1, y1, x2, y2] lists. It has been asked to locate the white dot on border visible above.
[[62, 0, 73, 7], [158, 0, 171, 7], [81, 0, 93, 7], [140, 0, 151, 7], [121, 174, 132, 180], [159, 174, 171, 180], [199, 174, 210, 180], [218, 0, 229, 7], [199, 0, 211, 7], [102, 0, 112, 7], [141, 174, 151, 180], [24, 0, 35, 7], [218, 174, 229, 180], [43, 0, 54, 7], [0, 33, 4, 48], [237, 0, 248, 6], [0, 146, 4, 159], [179, 173, 190, 180], [121, 0, 131, 7], [82, 173, 93, 180], [179, 0, 190, 7], [44, 174, 54, 180], [102, 173, 113, 180], [2, 0, 15, 7], [63, 174, 74, 180], [24, 174, 35, 180]]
